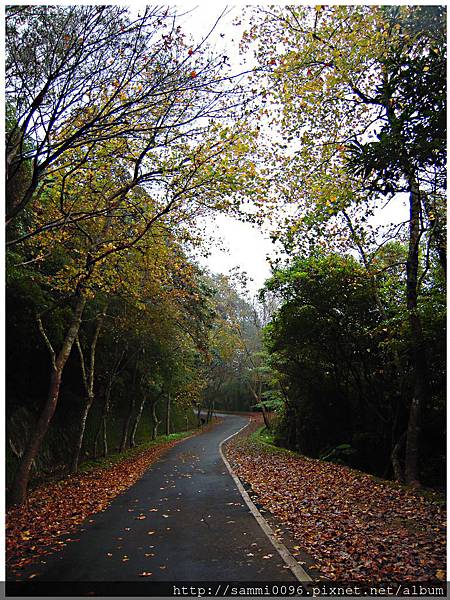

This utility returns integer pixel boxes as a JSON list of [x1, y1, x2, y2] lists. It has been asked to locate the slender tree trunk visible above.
[[72, 397, 94, 473], [120, 396, 135, 453], [260, 402, 272, 431], [120, 354, 142, 452], [93, 346, 126, 458], [72, 311, 105, 473], [206, 399, 215, 423], [151, 398, 161, 440], [94, 380, 112, 458], [165, 394, 171, 436], [93, 422, 101, 458], [404, 179, 429, 487], [101, 381, 114, 458], [130, 397, 146, 448], [9, 293, 86, 506], [249, 385, 271, 431], [102, 416, 108, 458]]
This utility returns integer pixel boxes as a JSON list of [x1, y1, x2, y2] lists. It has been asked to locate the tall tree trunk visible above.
[[165, 394, 171, 436], [9, 293, 86, 506], [120, 354, 142, 452], [102, 416, 108, 458], [207, 399, 216, 423], [260, 402, 271, 431], [130, 396, 146, 448], [93, 421, 101, 458], [93, 346, 126, 458], [101, 381, 113, 458], [72, 310, 105, 473], [151, 397, 161, 440], [196, 402, 203, 426], [94, 381, 113, 459], [249, 385, 272, 431], [404, 179, 429, 487], [120, 396, 135, 453], [72, 397, 93, 473]]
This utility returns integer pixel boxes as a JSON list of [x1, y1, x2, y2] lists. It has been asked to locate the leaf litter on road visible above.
[[7, 437, 188, 572]]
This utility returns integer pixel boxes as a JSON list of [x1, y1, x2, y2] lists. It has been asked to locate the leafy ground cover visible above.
[[6, 431, 196, 574], [225, 422, 446, 582]]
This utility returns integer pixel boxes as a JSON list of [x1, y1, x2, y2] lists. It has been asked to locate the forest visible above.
[[5, 1, 446, 519]]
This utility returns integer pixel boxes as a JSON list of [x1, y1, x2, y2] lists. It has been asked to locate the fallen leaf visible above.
[[6, 435, 192, 572], [224, 418, 446, 582]]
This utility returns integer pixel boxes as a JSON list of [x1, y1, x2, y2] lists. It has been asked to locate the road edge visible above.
[[218, 421, 312, 583]]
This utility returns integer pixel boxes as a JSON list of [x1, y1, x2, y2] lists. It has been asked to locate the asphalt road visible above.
[[11, 415, 296, 583]]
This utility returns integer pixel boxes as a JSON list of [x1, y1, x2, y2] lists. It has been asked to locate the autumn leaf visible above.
[[225, 418, 446, 583], [6, 435, 193, 572]]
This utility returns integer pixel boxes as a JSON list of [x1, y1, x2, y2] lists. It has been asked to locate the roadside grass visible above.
[[79, 431, 194, 474], [249, 426, 300, 458]]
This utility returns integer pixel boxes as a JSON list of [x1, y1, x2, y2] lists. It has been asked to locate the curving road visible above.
[[10, 415, 296, 585]]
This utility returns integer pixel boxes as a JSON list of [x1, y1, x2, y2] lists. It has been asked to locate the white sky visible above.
[[181, 3, 409, 296], [198, 213, 275, 295], [178, 4, 278, 296]]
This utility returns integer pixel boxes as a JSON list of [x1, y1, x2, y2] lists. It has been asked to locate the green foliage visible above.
[[262, 251, 445, 485], [346, 6, 446, 191]]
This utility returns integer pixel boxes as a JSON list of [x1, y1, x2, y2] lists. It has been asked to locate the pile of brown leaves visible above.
[[225, 432, 446, 582], [7, 436, 191, 573]]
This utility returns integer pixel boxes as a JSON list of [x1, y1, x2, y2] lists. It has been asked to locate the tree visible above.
[[72, 300, 107, 472], [248, 4, 446, 485], [6, 7, 263, 501], [6, 6, 255, 230], [262, 253, 396, 471]]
